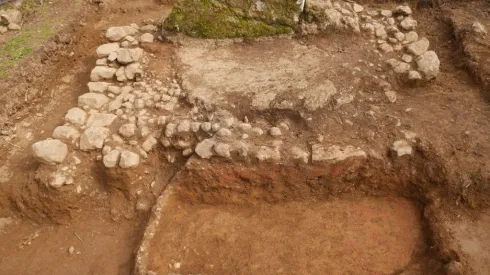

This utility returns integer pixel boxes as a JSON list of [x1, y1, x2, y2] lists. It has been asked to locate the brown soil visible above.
[[0, 210, 145, 275], [148, 194, 441, 275]]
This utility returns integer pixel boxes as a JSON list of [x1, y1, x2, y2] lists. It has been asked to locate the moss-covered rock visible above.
[[162, 0, 302, 38]]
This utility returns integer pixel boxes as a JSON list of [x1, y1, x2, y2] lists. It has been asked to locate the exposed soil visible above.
[[148, 195, 440, 275], [0, 0, 490, 275], [0, 210, 145, 275]]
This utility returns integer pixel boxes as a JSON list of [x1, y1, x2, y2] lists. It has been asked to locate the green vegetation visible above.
[[0, 22, 52, 77], [162, 0, 299, 38], [0, 0, 51, 77], [18, 0, 43, 17], [0, 0, 43, 16], [0, 32, 33, 77]]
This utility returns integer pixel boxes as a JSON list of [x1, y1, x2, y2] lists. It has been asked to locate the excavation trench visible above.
[[135, 144, 455, 275]]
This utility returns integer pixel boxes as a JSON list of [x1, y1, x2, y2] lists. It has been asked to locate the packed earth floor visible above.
[[0, 0, 490, 274]]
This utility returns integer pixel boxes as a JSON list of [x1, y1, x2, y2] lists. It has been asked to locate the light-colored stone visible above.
[[216, 128, 232, 137], [106, 26, 138, 42], [134, 99, 145, 109], [394, 32, 405, 42], [177, 120, 191, 133], [103, 150, 121, 168], [87, 82, 110, 93], [0, 9, 22, 25], [250, 127, 264, 136], [195, 139, 216, 159], [119, 123, 137, 138], [108, 51, 117, 62], [140, 24, 157, 32], [96, 43, 120, 57], [404, 31, 418, 43], [472, 21, 487, 36], [191, 122, 201, 132], [125, 63, 143, 80], [7, 23, 20, 30], [379, 43, 393, 53], [353, 3, 363, 13], [116, 48, 133, 64], [394, 62, 410, 74], [269, 127, 282, 137], [380, 10, 392, 17], [102, 146, 112, 155], [312, 144, 366, 163], [391, 140, 412, 157], [401, 54, 412, 63], [238, 123, 252, 131], [199, 122, 210, 132], [416, 51, 440, 79], [140, 126, 151, 138], [96, 58, 108, 66], [303, 80, 337, 111], [165, 123, 177, 137], [108, 86, 121, 95], [129, 48, 144, 62], [119, 150, 140, 168], [182, 148, 193, 157], [142, 136, 158, 152], [375, 25, 387, 38], [32, 139, 68, 165], [140, 33, 154, 43], [78, 93, 109, 109], [212, 123, 221, 132], [52, 126, 80, 141], [90, 66, 117, 81], [255, 146, 281, 162], [86, 113, 117, 127], [406, 37, 430, 56], [386, 58, 410, 74], [65, 107, 87, 125], [290, 147, 309, 164], [385, 90, 397, 103], [214, 142, 231, 158], [50, 173, 66, 188], [400, 17, 417, 31], [79, 127, 110, 151], [408, 70, 422, 80]]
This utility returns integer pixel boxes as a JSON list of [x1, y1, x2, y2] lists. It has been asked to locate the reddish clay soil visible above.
[[148, 195, 442, 275]]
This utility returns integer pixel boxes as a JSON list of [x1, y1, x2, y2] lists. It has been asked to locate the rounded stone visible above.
[[32, 139, 69, 165], [119, 150, 140, 168], [269, 127, 282, 137]]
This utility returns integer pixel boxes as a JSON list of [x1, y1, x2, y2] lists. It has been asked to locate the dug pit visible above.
[[147, 193, 437, 274], [135, 152, 452, 275]]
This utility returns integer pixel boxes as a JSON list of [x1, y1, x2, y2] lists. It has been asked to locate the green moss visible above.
[[162, 0, 296, 38]]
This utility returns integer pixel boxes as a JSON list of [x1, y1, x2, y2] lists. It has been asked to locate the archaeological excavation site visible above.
[[1, 0, 490, 274]]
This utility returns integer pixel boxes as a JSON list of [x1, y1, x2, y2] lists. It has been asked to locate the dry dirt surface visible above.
[[147, 193, 441, 275], [0, 0, 490, 275]]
